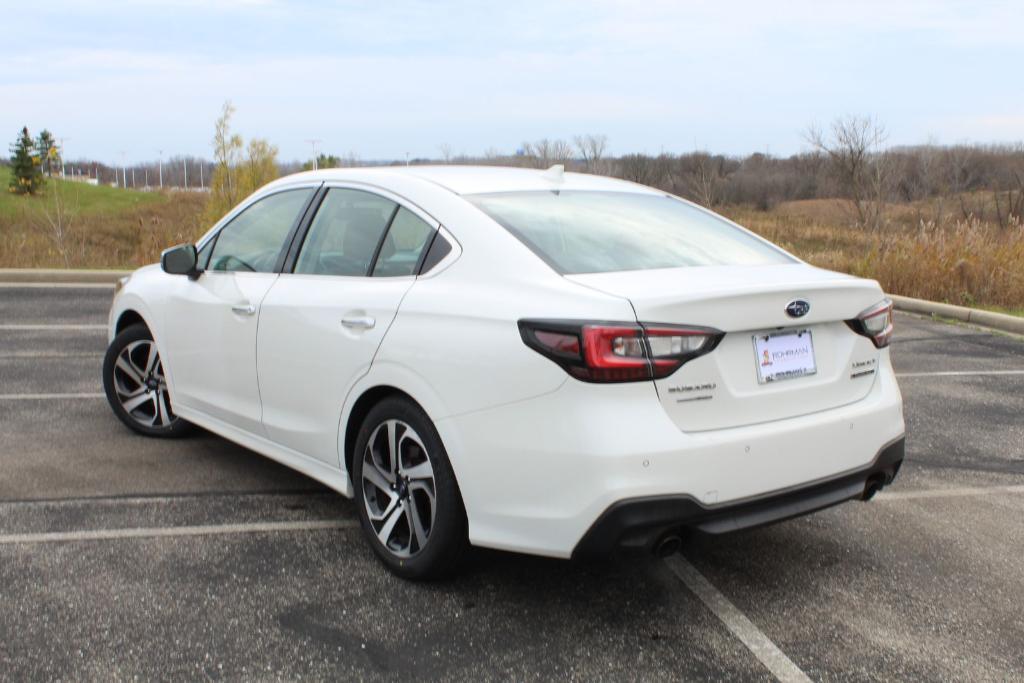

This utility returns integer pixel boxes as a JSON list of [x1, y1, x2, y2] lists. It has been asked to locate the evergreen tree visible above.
[[9, 127, 44, 195], [36, 129, 57, 177], [301, 153, 342, 171]]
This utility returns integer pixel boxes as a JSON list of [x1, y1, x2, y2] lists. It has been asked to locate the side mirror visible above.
[[161, 243, 200, 279]]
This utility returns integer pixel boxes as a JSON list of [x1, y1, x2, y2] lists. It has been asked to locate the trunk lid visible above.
[[567, 264, 886, 432]]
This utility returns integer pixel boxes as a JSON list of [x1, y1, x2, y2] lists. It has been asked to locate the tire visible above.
[[352, 397, 467, 580], [102, 323, 192, 438]]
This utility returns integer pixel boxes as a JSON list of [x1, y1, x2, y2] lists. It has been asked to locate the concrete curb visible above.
[[0, 269, 131, 284], [0, 269, 1021, 335], [889, 295, 1024, 336]]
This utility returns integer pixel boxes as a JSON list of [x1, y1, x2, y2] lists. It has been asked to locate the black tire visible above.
[[102, 323, 192, 438], [352, 396, 467, 580]]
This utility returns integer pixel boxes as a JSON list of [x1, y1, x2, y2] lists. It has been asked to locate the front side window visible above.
[[466, 191, 794, 274], [294, 189, 397, 276], [209, 188, 313, 273]]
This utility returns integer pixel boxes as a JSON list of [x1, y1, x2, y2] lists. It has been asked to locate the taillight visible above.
[[519, 319, 723, 383], [846, 298, 894, 348]]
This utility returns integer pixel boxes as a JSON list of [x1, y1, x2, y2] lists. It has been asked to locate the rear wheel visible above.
[[102, 323, 191, 438], [352, 397, 467, 579]]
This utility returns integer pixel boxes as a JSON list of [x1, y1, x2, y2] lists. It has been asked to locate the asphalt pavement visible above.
[[1, 284, 1022, 681]]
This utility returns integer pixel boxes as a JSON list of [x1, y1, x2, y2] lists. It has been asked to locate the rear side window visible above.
[[419, 233, 452, 273], [209, 188, 313, 273], [295, 189, 397, 276], [466, 191, 794, 274], [371, 208, 434, 277]]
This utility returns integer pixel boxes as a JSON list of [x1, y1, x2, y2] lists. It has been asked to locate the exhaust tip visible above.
[[862, 477, 884, 501], [654, 535, 682, 558]]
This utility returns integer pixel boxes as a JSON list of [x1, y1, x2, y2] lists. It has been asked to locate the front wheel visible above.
[[352, 397, 467, 579], [102, 323, 191, 438]]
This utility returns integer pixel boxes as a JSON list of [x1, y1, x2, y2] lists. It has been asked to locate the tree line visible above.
[[9, 113, 1023, 231], [475, 121, 1023, 230]]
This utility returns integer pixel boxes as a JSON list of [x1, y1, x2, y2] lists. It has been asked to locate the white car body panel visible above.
[[568, 264, 885, 431], [437, 360, 902, 557], [256, 272, 415, 464], [163, 271, 279, 435], [107, 165, 905, 559]]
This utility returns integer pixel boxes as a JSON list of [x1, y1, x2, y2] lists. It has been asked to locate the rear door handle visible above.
[[341, 316, 376, 330], [231, 304, 256, 316]]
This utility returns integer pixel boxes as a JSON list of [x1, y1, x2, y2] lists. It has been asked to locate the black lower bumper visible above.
[[571, 437, 905, 559]]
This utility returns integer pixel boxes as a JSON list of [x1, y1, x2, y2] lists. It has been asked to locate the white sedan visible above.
[[104, 165, 905, 579]]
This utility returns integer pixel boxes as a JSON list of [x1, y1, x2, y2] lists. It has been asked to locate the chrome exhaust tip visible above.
[[653, 534, 682, 558]]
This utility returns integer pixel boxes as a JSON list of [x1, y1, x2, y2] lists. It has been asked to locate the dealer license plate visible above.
[[753, 329, 817, 384]]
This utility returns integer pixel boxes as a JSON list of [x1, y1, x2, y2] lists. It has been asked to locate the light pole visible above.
[[119, 151, 127, 188], [58, 137, 70, 178], [158, 150, 163, 188], [183, 159, 188, 190], [305, 139, 322, 170]]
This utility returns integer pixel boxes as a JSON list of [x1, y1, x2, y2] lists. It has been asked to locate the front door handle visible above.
[[231, 304, 256, 316], [341, 316, 376, 330]]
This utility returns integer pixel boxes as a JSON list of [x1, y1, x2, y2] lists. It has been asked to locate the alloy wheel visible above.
[[361, 419, 437, 558], [111, 339, 177, 428]]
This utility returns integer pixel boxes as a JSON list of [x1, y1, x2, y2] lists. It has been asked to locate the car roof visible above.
[[267, 165, 663, 196]]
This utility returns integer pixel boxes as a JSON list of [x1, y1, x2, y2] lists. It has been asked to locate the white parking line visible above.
[[0, 352, 103, 359], [0, 393, 104, 400], [665, 555, 812, 683], [0, 282, 114, 289], [877, 484, 1024, 501], [0, 519, 359, 545], [0, 324, 107, 330], [896, 370, 1024, 377]]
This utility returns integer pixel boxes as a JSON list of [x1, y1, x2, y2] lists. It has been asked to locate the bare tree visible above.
[[438, 143, 453, 164], [617, 153, 659, 185], [574, 134, 608, 173], [992, 170, 1024, 229], [521, 138, 573, 169], [673, 152, 728, 207], [37, 178, 79, 268], [944, 145, 988, 221], [805, 116, 891, 229]]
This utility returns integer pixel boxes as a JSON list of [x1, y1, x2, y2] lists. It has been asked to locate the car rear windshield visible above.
[[466, 191, 794, 274]]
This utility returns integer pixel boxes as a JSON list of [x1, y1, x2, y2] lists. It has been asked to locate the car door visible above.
[[256, 186, 439, 465], [162, 185, 317, 435]]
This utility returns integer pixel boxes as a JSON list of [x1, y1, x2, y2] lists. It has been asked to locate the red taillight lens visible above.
[[534, 330, 580, 356], [519, 320, 723, 383], [846, 299, 894, 348], [580, 325, 650, 381]]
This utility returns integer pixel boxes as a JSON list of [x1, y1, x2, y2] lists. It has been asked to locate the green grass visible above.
[[979, 305, 1024, 318], [0, 165, 165, 219]]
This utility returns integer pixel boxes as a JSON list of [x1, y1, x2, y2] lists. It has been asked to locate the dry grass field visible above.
[[1, 167, 1021, 311], [0, 167, 207, 269], [722, 199, 1024, 310]]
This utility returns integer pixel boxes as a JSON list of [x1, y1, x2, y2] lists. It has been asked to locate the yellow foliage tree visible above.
[[204, 101, 279, 225]]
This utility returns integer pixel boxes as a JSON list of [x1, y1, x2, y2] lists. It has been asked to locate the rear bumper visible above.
[[572, 436, 904, 558], [436, 356, 904, 559]]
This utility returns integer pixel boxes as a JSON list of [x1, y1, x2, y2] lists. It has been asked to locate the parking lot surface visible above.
[[1, 285, 1022, 681]]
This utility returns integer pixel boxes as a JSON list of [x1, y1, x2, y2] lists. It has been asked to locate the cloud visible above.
[[2, 0, 1021, 161]]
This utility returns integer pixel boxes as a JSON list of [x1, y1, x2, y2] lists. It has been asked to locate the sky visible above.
[[4, 0, 1023, 164]]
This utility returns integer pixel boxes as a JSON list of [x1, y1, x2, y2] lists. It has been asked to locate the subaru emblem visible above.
[[785, 299, 810, 318]]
